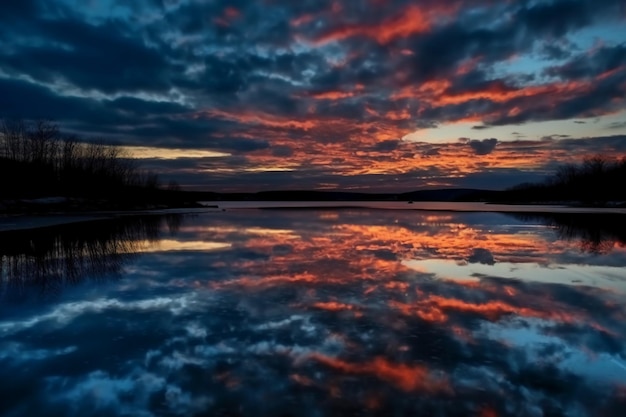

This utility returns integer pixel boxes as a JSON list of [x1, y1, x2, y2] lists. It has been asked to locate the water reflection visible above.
[[0, 215, 181, 302], [513, 213, 626, 254], [0, 210, 625, 417]]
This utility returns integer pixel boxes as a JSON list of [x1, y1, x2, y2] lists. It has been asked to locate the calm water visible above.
[[1, 210, 625, 416]]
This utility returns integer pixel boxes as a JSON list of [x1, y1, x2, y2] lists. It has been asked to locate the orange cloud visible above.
[[290, 14, 316, 26], [195, 109, 318, 131], [310, 5, 456, 45], [309, 90, 356, 100], [311, 301, 359, 312], [392, 78, 592, 107], [224, 7, 240, 19], [213, 6, 242, 27]]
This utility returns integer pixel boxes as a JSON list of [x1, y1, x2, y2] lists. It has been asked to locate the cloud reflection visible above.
[[0, 210, 625, 416]]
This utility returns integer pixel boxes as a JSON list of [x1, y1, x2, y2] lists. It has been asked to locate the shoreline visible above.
[[0, 207, 221, 233], [1, 202, 625, 233], [212, 200, 626, 214]]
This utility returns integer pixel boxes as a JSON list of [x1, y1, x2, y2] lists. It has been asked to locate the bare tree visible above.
[[28, 119, 60, 164], [582, 155, 608, 176], [1, 119, 26, 160], [166, 180, 181, 192], [1, 117, 178, 202]]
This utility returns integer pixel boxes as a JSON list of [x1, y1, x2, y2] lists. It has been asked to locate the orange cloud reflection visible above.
[[197, 212, 621, 342], [304, 354, 451, 393]]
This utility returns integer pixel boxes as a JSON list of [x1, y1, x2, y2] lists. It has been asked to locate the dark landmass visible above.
[[180, 188, 499, 202], [0, 192, 202, 214], [184, 156, 625, 206], [0, 119, 200, 214], [142, 156, 626, 206], [494, 156, 626, 206]]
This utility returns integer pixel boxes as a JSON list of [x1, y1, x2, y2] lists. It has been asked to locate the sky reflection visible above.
[[1, 210, 625, 416]]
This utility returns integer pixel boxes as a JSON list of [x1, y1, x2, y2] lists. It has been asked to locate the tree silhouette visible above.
[[503, 155, 626, 205], [0, 118, 195, 210]]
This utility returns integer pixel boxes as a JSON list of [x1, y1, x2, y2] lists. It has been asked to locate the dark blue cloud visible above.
[[0, 20, 177, 94], [545, 44, 626, 80], [0, 0, 625, 190], [469, 138, 498, 155]]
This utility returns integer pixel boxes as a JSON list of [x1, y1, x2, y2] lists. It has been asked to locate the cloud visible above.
[[372, 140, 400, 152], [544, 44, 626, 81], [539, 42, 575, 60], [469, 138, 498, 155], [217, 138, 270, 153], [0, 343, 76, 362], [468, 248, 496, 265], [421, 148, 441, 158], [0, 20, 178, 94], [541, 134, 571, 140], [607, 121, 626, 130], [0, 0, 625, 190], [271, 145, 294, 157], [546, 135, 626, 153]]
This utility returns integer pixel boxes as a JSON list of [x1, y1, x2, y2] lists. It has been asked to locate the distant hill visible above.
[[398, 188, 500, 202], [181, 188, 499, 202]]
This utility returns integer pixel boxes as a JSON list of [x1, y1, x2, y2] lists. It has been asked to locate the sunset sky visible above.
[[1, 0, 625, 191]]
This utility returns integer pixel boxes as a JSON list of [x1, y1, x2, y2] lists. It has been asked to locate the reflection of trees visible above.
[[511, 213, 626, 254], [0, 215, 181, 301]]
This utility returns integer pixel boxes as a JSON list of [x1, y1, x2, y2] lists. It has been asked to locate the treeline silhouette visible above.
[[501, 156, 626, 204], [0, 118, 189, 208], [0, 214, 181, 302]]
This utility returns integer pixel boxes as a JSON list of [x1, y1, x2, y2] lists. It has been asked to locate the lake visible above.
[[1, 209, 625, 416]]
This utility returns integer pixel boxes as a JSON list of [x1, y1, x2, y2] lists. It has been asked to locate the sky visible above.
[[1, 0, 626, 192]]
